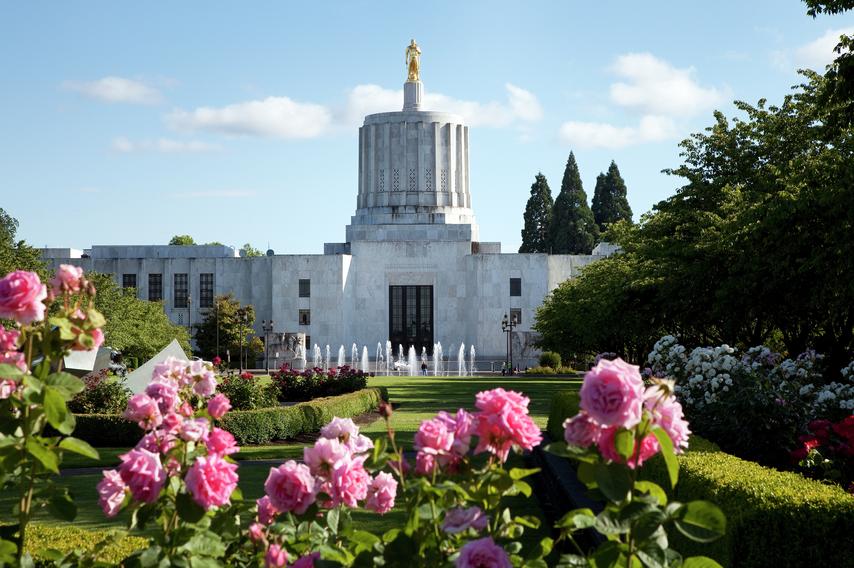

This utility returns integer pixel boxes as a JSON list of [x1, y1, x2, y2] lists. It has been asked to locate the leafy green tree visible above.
[[240, 243, 263, 257], [548, 152, 599, 254], [204, 241, 224, 246], [88, 273, 191, 363], [0, 208, 46, 279], [168, 235, 195, 246], [592, 161, 633, 234], [194, 294, 263, 368], [803, 0, 854, 15], [519, 173, 553, 253]]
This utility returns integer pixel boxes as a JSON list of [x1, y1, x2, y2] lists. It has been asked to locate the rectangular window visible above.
[[299, 309, 311, 325], [388, 285, 433, 355], [148, 274, 162, 301], [510, 308, 522, 326], [122, 273, 137, 290], [200, 273, 214, 308], [298, 279, 311, 298], [174, 273, 188, 308], [305, 335, 311, 349], [509, 277, 522, 297]]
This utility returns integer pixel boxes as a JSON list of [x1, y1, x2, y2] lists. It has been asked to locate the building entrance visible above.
[[389, 285, 433, 356]]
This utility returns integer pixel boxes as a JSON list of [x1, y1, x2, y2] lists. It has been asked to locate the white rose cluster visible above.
[[805, 360, 854, 416]]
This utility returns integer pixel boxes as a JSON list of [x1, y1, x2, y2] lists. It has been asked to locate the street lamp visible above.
[[238, 308, 248, 373], [501, 313, 517, 375], [262, 319, 274, 374]]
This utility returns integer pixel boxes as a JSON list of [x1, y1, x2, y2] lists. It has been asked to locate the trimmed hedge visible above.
[[547, 390, 854, 567], [71, 387, 388, 447], [26, 524, 145, 564]]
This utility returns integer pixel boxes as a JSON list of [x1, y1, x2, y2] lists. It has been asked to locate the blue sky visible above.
[[2, 1, 852, 253]]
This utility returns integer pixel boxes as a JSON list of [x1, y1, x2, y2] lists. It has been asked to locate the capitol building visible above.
[[43, 43, 613, 368]]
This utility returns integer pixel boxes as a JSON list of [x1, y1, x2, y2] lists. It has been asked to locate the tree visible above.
[[169, 235, 196, 246], [519, 173, 553, 253], [88, 273, 191, 364], [240, 243, 263, 257], [0, 208, 46, 280], [194, 294, 263, 368], [548, 152, 599, 254], [592, 161, 633, 234]]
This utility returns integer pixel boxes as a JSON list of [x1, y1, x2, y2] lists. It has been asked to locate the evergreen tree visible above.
[[548, 152, 599, 254], [519, 173, 553, 253], [592, 161, 633, 233]]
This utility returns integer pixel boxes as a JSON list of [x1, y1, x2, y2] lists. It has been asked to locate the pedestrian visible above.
[[421, 361, 428, 376]]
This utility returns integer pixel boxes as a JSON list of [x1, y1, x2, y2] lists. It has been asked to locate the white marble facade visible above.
[[42, 74, 612, 368]]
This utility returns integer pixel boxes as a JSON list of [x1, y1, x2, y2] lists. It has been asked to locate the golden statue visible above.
[[405, 39, 421, 82]]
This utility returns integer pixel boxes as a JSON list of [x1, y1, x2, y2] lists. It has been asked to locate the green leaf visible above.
[[0, 364, 24, 379], [632, 510, 667, 543], [634, 480, 667, 506], [577, 461, 597, 487], [588, 541, 623, 567], [87, 308, 106, 329], [26, 437, 59, 473], [509, 467, 540, 480], [556, 508, 596, 530], [594, 462, 632, 502], [682, 557, 723, 568], [318, 544, 353, 564], [59, 437, 99, 460], [48, 491, 77, 521], [545, 441, 599, 463], [674, 501, 726, 543], [327, 507, 340, 535], [614, 429, 635, 461], [350, 530, 381, 553], [176, 492, 206, 523], [555, 553, 589, 567], [44, 386, 72, 433], [636, 540, 667, 568], [179, 531, 225, 558], [529, 536, 553, 560], [651, 427, 678, 488], [44, 372, 85, 398], [593, 508, 631, 535], [513, 515, 540, 529], [513, 479, 533, 497], [0, 538, 17, 565]]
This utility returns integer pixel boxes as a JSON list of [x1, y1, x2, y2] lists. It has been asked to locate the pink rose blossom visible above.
[[0, 325, 20, 351], [118, 448, 166, 503], [207, 427, 239, 457], [303, 437, 350, 478], [50, 264, 84, 295], [644, 388, 691, 453], [97, 469, 127, 518], [179, 418, 210, 442], [442, 506, 489, 534], [563, 412, 602, 448], [597, 426, 660, 469], [0, 270, 47, 324], [456, 537, 512, 568], [248, 522, 265, 543], [179, 401, 194, 417], [0, 379, 16, 399], [0, 350, 26, 372], [580, 358, 645, 429], [185, 454, 239, 510], [329, 459, 370, 508], [265, 544, 288, 568], [320, 416, 359, 441], [124, 393, 163, 430], [473, 388, 542, 462], [207, 393, 231, 419], [89, 328, 104, 349], [365, 472, 397, 515], [437, 409, 475, 456], [414, 417, 454, 456], [145, 379, 180, 415], [257, 495, 279, 525], [152, 357, 190, 386], [415, 451, 436, 476], [193, 374, 217, 397], [264, 460, 316, 514], [291, 552, 320, 568], [161, 412, 184, 434]]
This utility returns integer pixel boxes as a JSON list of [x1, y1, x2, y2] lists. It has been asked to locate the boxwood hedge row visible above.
[[546, 389, 854, 567], [72, 387, 388, 447]]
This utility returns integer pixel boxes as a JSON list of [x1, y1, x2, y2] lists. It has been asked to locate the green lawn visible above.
[[6, 374, 581, 555]]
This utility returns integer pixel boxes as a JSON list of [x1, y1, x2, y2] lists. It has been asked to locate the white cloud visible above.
[[559, 115, 676, 149], [112, 136, 220, 153], [172, 190, 257, 198], [792, 27, 854, 70], [609, 53, 728, 117], [62, 76, 162, 104], [167, 96, 332, 139], [342, 83, 542, 127]]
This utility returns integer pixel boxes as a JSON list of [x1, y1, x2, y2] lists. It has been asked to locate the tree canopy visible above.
[[548, 152, 598, 254], [240, 243, 264, 257], [591, 161, 633, 234], [194, 294, 263, 367], [519, 173, 553, 253], [169, 235, 196, 246], [0, 208, 46, 279]]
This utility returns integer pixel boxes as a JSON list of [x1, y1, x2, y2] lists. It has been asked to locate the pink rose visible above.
[[437, 409, 475, 456], [303, 438, 350, 478], [257, 495, 279, 525], [161, 412, 184, 434], [145, 379, 180, 415], [414, 417, 454, 456], [97, 469, 127, 518], [265, 544, 288, 568], [185, 454, 239, 510], [0, 270, 47, 324], [118, 448, 166, 503], [207, 427, 239, 457], [89, 328, 104, 349], [264, 460, 316, 514], [580, 358, 645, 429], [152, 357, 190, 385], [0, 379, 16, 399], [473, 388, 542, 462], [644, 389, 691, 453], [124, 394, 163, 430], [179, 418, 210, 442], [50, 264, 84, 295], [442, 506, 489, 534], [456, 537, 512, 568], [207, 393, 232, 419], [329, 459, 370, 508], [597, 426, 660, 469], [563, 412, 602, 448], [291, 553, 320, 568], [0, 351, 26, 373], [248, 522, 265, 543], [193, 374, 217, 398], [415, 451, 436, 476], [0, 325, 20, 351], [365, 472, 397, 515], [320, 416, 359, 441]]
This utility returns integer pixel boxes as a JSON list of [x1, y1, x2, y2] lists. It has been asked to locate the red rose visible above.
[[798, 434, 823, 452], [832, 416, 854, 444]]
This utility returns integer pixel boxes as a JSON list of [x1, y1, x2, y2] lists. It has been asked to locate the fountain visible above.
[[325, 345, 331, 372], [458, 343, 467, 377], [433, 342, 443, 377], [385, 340, 392, 376], [408, 345, 418, 377], [337, 345, 345, 369], [376, 343, 383, 374], [351, 343, 358, 368], [469, 344, 476, 375], [361, 346, 369, 372], [312, 344, 321, 369]]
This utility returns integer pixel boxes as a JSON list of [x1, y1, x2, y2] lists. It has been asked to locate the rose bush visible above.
[[271, 364, 369, 402]]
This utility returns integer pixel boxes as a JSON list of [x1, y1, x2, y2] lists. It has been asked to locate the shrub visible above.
[[546, 390, 580, 439], [271, 365, 369, 402], [216, 371, 277, 410], [525, 366, 556, 375], [539, 351, 562, 369], [67, 369, 131, 414], [26, 524, 145, 564]]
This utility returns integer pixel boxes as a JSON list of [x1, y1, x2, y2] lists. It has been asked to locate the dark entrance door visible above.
[[389, 285, 433, 355]]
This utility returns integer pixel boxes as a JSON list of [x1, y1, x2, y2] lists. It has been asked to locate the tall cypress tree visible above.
[[548, 152, 599, 254], [592, 160, 633, 233], [519, 173, 553, 253]]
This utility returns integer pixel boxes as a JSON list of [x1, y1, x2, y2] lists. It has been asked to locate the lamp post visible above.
[[501, 313, 517, 375], [238, 308, 247, 373], [262, 319, 274, 374], [215, 298, 220, 361]]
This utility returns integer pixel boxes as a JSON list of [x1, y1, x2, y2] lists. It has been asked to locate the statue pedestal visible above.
[[403, 81, 422, 111]]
